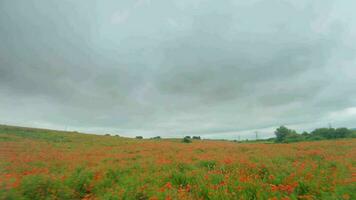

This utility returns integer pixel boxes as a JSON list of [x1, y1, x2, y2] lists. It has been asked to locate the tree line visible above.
[[274, 126, 356, 143]]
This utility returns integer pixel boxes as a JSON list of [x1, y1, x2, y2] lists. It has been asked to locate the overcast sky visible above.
[[1, 0, 356, 139]]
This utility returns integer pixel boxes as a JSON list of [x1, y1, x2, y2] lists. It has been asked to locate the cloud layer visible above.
[[1, 0, 356, 138]]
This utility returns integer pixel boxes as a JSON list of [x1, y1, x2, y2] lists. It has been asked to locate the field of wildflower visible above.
[[0, 125, 355, 200]]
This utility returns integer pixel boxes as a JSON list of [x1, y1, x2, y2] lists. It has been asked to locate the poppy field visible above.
[[0, 125, 355, 200]]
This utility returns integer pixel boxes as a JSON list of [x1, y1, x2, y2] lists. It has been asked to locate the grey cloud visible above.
[[1, 0, 356, 139]]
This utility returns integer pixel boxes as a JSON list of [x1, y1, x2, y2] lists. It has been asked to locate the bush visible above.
[[192, 136, 201, 140], [182, 137, 192, 143], [136, 136, 143, 139]]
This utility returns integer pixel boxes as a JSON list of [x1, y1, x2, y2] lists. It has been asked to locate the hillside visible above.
[[0, 125, 355, 200]]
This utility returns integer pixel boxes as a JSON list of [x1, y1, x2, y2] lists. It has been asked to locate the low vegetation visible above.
[[0, 125, 355, 200]]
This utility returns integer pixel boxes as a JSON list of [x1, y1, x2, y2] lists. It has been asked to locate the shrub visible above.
[[182, 137, 192, 143], [136, 136, 143, 139]]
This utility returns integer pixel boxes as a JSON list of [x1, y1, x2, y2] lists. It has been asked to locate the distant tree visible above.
[[182, 137, 192, 143], [311, 128, 335, 139], [334, 128, 352, 138], [192, 136, 201, 140], [152, 136, 161, 139], [136, 136, 143, 139], [275, 126, 289, 142], [275, 126, 298, 143], [105, 134, 111, 136], [301, 131, 309, 136], [301, 131, 310, 139], [309, 127, 354, 140], [184, 136, 191, 139]]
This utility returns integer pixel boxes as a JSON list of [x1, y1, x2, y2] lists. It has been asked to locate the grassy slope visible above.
[[0, 125, 355, 200]]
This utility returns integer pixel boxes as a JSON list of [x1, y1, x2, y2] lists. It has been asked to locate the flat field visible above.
[[0, 126, 355, 200]]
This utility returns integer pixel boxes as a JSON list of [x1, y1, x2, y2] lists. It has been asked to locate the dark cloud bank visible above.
[[1, 0, 356, 139]]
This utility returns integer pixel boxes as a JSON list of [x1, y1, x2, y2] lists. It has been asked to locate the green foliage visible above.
[[97, 192, 121, 200], [0, 135, 17, 142], [19, 175, 73, 200], [241, 184, 258, 200], [65, 167, 93, 198], [182, 137, 192, 143], [296, 181, 314, 196], [209, 174, 224, 185], [275, 126, 300, 143], [0, 125, 71, 142], [171, 171, 190, 187], [311, 128, 352, 139], [198, 160, 217, 170], [275, 126, 354, 143], [20, 175, 54, 200], [0, 189, 24, 200], [177, 163, 194, 172]]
